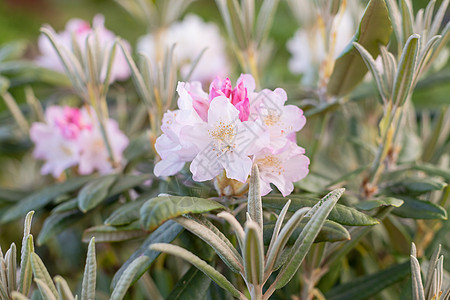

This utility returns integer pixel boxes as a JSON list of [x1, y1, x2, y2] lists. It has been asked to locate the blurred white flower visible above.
[[287, 9, 355, 85], [37, 15, 131, 83], [137, 14, 229, 83]]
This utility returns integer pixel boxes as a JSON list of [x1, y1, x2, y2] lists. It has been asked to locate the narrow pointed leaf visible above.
[[243, 222, 264, 285], [6, 243, 17, 293], [266, 200, 290, 257], [353, 42, 387, 99], [54, 276, 75, 300], [248, 164, 263, 232], [264, 207, 309, 276], [411, 255, 425, 300], [400, 0, 414, 42], [392, 34, 419, 106], [111, 256, 150, 300], [18, 235, 34, 296], [34, 279, 57, 300], [150, 243, 242, 298], [274, 188, 345, 289], [81, 238, 96, 300], [174, 217, 242, 273], [111, 221, 183, 288], [31, 253, 58, 298]]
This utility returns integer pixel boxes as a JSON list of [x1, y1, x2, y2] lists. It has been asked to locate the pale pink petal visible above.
[[154, 156, 186, 177], [222, 152, 252, 183], [207, 96, 240, 124]]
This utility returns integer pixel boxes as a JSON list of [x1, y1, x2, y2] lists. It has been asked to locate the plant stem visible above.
[[1, 92, 29, 135]]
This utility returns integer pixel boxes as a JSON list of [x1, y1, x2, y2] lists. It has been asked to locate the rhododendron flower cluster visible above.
[[154, 74, 310, 196], [37, 15, 131, 83], [137, 14, 229, 83], [30, 106, 129, 177]]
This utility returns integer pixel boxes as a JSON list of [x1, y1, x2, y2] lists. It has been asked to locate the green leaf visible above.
[[327, 0, 392, 96], [111, 256, 150, 300], [54, 276, 75, 300], [104, 193, 153, 226], [392, 34, 420, 106], [248, 165, 263, 232], [174, 217, 243, 274], [392, 196, 447, 220], [354, 197, 404, 211], [34, 278, 57, 300], [81, 238, 96, 300], [78, 175, 117, 213], [411, 255, 425, 300], [263, 219, 350, 245], [149, 243, 242, 298], [37, 211, 84, 246], [353, 42, 387, 99], [111, 221, 183, 289], [384, 177, 447, 195], [0, 176, 92, 224], [6, 243, 17, 293], [263, 195, 379, 226], [243, 222, 264, 285], [140, 196, 225, 231], [166, 266, 211, 300], [82, 222, 145, 243], [0, 41, 28, 62], [413, 164, 450, 181], [18, 235, 34, 296], [107, 174, 150, 197], [325, 261, 410, 300], [51, 198, 78, 213], [274, 189, 345, 289], [30, 253, 58, 299]]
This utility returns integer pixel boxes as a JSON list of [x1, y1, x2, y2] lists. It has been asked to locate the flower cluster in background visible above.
[[137, 14, 229, 83], [154, 74, 310, 196], [30, 106, 129, 177], [37, 14, 131, 83], [287, 7, 356, 85]]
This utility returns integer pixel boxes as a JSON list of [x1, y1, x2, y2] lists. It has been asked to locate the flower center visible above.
[[256, 155, 284, 175], [262, 108, 281, 126], [208, 121, 236, 153]]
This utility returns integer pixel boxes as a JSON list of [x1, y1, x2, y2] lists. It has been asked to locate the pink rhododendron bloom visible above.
[[137, 14, 229, 83], [154, 74, 310, 196], [37, 15, 131, 83], [78, 118, 129, 175], [181, 96, 266, 182], [30, 105, 129, 177]]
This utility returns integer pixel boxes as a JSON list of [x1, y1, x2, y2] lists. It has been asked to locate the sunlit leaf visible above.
[[140, 196, 225, 231]]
